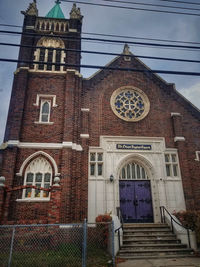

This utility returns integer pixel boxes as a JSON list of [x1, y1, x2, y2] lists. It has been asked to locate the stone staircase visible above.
[[117, 223, 194, 259]]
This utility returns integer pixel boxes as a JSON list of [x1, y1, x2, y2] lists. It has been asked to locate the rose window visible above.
[[110, 86, 150, 122]]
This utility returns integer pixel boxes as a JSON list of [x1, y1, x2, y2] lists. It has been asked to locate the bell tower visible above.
[[1, 0, 85, 224], [18, 0, 83, 72]]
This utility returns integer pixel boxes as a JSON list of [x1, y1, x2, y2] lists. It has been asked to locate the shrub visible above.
[[173, 210, 200, 245], [95, 214, 112, 223], [95, 214, 112, 248]]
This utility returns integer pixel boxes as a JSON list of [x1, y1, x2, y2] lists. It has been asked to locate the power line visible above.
[[101, 0, 200, 12], [1, 58, 200, 76], [1, 42, 200, 64], [60, 0, 200, 16], [0, 23, 22, 28], [82, 39, 200, 52], [1, 23, 200, 46], [1, 31, 199, 52], [83, 31, 200, 45], [159, 0, 200, 6], [1, 30, 200, 51]]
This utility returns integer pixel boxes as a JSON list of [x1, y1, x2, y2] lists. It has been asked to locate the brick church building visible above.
[[0, 0, 199, 225]]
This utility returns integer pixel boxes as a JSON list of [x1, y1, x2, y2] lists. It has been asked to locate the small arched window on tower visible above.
[[33, 37, 65, 72], [40, 100, 51, 123]]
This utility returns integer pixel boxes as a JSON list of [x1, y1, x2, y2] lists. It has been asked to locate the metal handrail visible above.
[[115, 207, 124, 249], [160, 206, 192, 248]]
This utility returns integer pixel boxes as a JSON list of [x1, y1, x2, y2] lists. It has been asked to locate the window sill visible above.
[[16, 198, 50, 202], [165, 177, 181, 181], [34, 121, 54, 125]]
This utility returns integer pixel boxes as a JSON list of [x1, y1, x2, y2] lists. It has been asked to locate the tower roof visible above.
[[46, 0, 65, 19]]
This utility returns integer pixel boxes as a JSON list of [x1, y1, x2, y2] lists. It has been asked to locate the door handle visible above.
[[133, 199, 138, 206]]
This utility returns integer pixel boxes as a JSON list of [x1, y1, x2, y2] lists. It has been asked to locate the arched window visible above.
[[119, 162, 148, 180], [23, 157, 52, 199], [34, 37, 65, 72], [40, 100, 51, 122]]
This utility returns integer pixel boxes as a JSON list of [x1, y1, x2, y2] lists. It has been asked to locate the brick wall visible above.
[[1, 13, 200, 225]]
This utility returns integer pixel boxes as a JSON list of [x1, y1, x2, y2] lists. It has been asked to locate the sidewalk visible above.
[[117, 257, 200, 267]]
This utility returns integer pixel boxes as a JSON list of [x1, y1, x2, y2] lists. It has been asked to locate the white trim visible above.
[[34, 121, 54, 125], [26, 26, 35, 30], [171, 112, 181, 117], [174, 137, 185, 142], [29, 69, 66, 74], [195, 151, 200, 161], [66, 69, 82, 78], [7, 140, 83, 152], [14, 67, 29, 75], [80, 134, 89, 139], [124, 56, 131, 62], [7, 140, 19, 146], [0, 142, 8, 150], [69, 28, 78, 33], [33, 94, 58, 107], [16, 199, 50, 202], [165, 148, 178, 152], [81, 108, 90, 112], [100, 136, 165, 142], [16, 151, 60, 177]]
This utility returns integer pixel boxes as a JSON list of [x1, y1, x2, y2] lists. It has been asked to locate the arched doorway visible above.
[[119, 162, 153, 223]]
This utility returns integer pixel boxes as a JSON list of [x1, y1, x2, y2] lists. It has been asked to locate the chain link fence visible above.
[[0, 221, 115, 267]]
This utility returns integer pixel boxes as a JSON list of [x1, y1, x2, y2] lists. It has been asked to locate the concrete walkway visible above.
[[117, 257, 200, 267]]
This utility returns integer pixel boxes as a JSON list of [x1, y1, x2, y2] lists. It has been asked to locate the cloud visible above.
[[180, 82, 200, 110]]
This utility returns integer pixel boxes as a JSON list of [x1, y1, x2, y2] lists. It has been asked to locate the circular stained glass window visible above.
[[110, 86, 150, 122]]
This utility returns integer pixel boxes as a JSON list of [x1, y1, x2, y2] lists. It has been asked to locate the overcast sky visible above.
[[0, 0, 200, 143]]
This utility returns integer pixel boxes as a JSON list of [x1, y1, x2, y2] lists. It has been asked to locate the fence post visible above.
[[111, 221, 116, 267], [8, 226, 16, 267], [82, 218, 87, 267]]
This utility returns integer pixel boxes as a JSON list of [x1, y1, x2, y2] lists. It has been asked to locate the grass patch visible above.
[[0, 243, 112, 267]]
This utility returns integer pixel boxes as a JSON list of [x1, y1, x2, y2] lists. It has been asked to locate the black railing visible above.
[[160, 206, 192, 248], [115, 207, 124, 250]]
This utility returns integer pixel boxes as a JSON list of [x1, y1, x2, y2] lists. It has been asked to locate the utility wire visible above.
[[82, 39, 200, 52], [1, 31, 199, 52], [82, 31, 200, 45], [1, 42, 200, 64], [1, 24, 200, 46], [0, 24, 22, 28], [60, 0, 200, 16], [1, 58, 200, 76], [159, 0, 200, 6], [1, 30, 200, 51], [1, 32, 195, 52], [101, 0, 200, 12]]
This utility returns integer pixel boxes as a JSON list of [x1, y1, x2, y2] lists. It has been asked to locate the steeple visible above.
[[46, 0, 65, 19], [70, 3, 83, 20], [21, 0, 38, 16]]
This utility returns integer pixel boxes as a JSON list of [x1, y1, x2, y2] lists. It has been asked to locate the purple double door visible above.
[[119, 180, 153, 223]]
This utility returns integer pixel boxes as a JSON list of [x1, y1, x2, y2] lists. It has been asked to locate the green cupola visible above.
[[46, 0, 65, 19]]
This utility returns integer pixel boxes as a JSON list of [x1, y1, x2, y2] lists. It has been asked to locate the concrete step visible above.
[[118, 248, 194, 257], [124, 228, 171, 232], [123, 223, 168, 228], [123, 229, 173, 235], [123, 234, 176, 240], [123, 238, 181, 244], [119, 223, 194, 260], [116, 254, 195, 260], [121, 243, 187, 250], [123, 224, 169, 230]]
